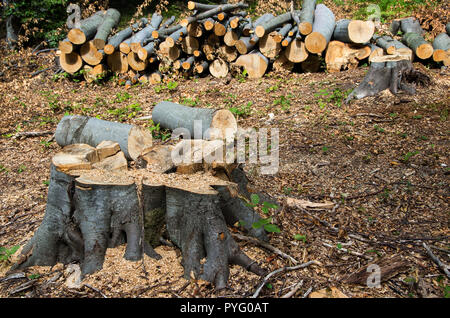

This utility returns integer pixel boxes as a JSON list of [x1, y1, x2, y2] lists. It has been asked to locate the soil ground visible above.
[[0, 3, 449, 298]]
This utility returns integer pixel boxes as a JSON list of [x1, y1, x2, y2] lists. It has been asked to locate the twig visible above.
[[423, 243, 450, 279], [353, 113, 384, 118], [84, 283, 108, 298], [13, 131, 53, 139], [322, 242, 373, 260], [31, 42, 44, 54], [34, 48, 57, 55], [252, 260, 319, 298], [302, 286, 313, 298], [30, 67, 52, 77], [233, 233, 298, 264], [281, 280, 303, 298]]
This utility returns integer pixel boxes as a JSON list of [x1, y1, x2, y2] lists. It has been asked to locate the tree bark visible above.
[[305, 4, 336, 54], [234, 51, 269, 79], [254, 12, 292, 38], [104, 18, 148, 55], [3, 0, 18, 49], [402, 32, 433, 60], [432, 33, 450, 64], [181, 2, 249, 27], [93, 8, 121, 50], [333, 19, 374, 44], [68, 11, 106, 45], [298, 0, 316, 35]]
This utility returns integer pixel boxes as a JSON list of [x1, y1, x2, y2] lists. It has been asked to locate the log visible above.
[[107, 51, 128, 73], [282, 26, 298, 47], [58, 38, 73, 54], [254, 12, 292, 38], [402, 32, 433, 60], [333, 19, 374, 44], [235, 36, 255, 55], [150, 71, 162, 85], [195, 61, 210, 74], [60, 52, 83, 74], [119, 38, 132, 54], [284, 39, 309, 63], [182, 56, 196, 70], [259, 32, 282, 59], [400, 17, 424, 35], [203, 18, 216, 32], [181, 3, 249, 27], [130, 13, 163, 52], [159, 41, 181, 61], [218, 45, 238, 63], [152, 24, 183, 39], [368, 44, 384, 62], [68, 11, 106, 45], [93, 8, 121, 50], [80, 41, 104, 65], [345, 59, 430, 102], [181, 36, 200, 55], [298, 0, 316, 35], [432, 33, 450, 64], [104, 18, 148, 55], [372, 35, 396, 55], [55, 115, 153, 160], [128, 51, 148, 71], [325, 41, 370, 72], [273, 23, 293, 43], [138, 41, 157, 61], [83, 64, 107, 83], [152, 101, 237, 141], [165, 26, 188, 48], [235, 51, 269, 79], [209, 58, 229, 78], [187, 21, 203, 38], [202, 44, 216, 61], [305, 4, 336, 54], [224, 28, 240, 47], [187, 1, 219, 11], [214, 22, 227, 37]]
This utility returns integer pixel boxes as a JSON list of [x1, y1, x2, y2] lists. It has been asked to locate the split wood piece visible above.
[[368, 44, 384, 62], [254, 12, 292, 38], [209, 58, 229, 78], [165, 26, 188, 48], [137, 144, 175, 173], [96, 140, 121, 160], [325, 41, 370, 73], [259, 32, 282, 59], [181, 36, 199, 55], [127, 51, 148, 72], [214, 22, 227, 37], [82, 64, 107, 83], [138, 41, 157, 61], [68, 11, 106, 45], [372, 35, 396, 55], [58, 38, 73, 54], [344, 255, 409, 285], [273, 54, 294, 73], [301, 54, 322, 73], [152, 101, 237, 141], [104, 18, 148, 54], [218, 45, 238, 63], [187, 22, 203, 38], [235, 51, 269, 79], [92, 151, 128, 171], [402, 32, 433, 60], [298, 0, 316, 35], [80, 41, 104, 66], [150, 71, 162, 85], [182, 56, 196, 71], [180, 3, 249, 27], [130, 13, 163, 52], [284, 39, 309, 63], [159, 41, 181, 61], [432, 33, 450, 65], [333, 19, 375, 44], [345, 59, 430, 103], [60, 52, 83, 74], [93, 8, 121, 50], [305, 4, 336, 54], [107, 51, 128, 73], [195, 61, 209, 75], [55, 115, 153, 161]]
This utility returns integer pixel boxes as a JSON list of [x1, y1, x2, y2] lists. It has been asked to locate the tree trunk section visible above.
[[402, 32, 433, 60], [68, 11, 106, 45], [284, 39, 309, 63], [305, 4, 336, 54], [60, 52, 83, 74], [333, 19, 374, 44], [298, 0, 316, 35], [93, 8, 121, 50]]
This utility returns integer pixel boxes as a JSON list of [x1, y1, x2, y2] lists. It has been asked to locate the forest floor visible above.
[[0, 37, 449, 297]]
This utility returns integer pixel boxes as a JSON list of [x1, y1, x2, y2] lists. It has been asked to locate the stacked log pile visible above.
[[57, 1, 450, 83]]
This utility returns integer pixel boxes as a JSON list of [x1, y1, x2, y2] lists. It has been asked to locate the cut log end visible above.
[[299, 22, 313, 36], [305, 32, 327, 54], [60, 52, 83, 74], [68, 28, 86, 45], [59, 40, 73, 54], [348, 20, 375, 44]]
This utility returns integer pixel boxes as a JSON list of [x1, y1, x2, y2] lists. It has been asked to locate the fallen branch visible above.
[[423, 243, 450, 279], [13, 131, 54, 139], [281, 280, 303, 298], [252, 260, 319, 298], [233, 233, 298, 265]]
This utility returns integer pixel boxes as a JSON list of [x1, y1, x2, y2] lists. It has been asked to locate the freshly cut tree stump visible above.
[[345, 59, 430, 102], [68, 11, 106, 45], [152, 101, 237, 140], [305, 4, 336, 54], [234, 51, 269, 78], [333, 19, 375, 44], [325, 41, 370, 72], [60, 52, 83, 74], [93, 8, 121, 50], [55, 115, 153, 160], [298, 0, 316, 35]]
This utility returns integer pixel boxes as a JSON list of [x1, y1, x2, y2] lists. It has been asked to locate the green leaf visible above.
[[262, 201, 279, 210], [294, 234, 306, 243], [264, 224, 281, 233], [337, 243, 343, 250], [250, 194, 260, 205], [261, 207, 269, 214], [251, 217, 271, 229]]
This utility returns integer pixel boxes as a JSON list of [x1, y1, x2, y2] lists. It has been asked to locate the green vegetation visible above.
[[229, 102, 253, 119], [351, 0, 434, 22], [245, 194, 280, 234], [0, 245, 20, 262]]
